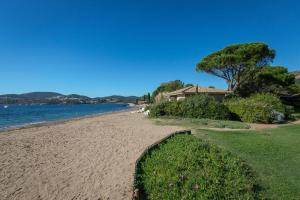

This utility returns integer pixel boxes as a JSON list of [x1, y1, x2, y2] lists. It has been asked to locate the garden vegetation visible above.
[[154, 117, 250, 129], [136, 134, 263, 200], [141, 42, 300, 200], [154, 119, 300, 199], [148, 93, 291, 124], [225, 93, 292, 123], [149, 94, 230, 120]]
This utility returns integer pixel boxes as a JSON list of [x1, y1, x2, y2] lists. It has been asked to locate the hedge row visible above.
[[149, 94, 230, 120], [148, 93, 292, 124]]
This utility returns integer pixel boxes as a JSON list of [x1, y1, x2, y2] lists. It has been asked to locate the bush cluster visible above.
[[149, 94, 230, 120], [148, 93, 293, 124], [137, 134, 262, 199], [225, 93, 289, 123]]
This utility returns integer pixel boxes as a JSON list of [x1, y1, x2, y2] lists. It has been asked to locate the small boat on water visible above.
[[3, 96, 9, 108]]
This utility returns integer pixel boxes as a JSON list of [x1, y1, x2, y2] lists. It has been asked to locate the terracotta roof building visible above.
[[165, 86, 231, 101]]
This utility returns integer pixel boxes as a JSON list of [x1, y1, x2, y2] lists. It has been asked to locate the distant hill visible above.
[[16, 92, 63, 99], [67, 94, 90, 99], [0, 92, 140, 105], [98, 95, 140, 103]]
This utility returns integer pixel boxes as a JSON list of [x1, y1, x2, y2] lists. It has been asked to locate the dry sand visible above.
[[0, 111, 181, 200]]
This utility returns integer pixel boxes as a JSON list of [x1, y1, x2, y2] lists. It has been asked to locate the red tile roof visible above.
[[167, 86, 231, 96]]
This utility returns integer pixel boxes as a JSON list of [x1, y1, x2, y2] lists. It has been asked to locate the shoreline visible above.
[[0, 106, 180, 199], [0, 105, 140, 133]]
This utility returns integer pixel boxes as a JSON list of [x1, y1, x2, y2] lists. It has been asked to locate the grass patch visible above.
[[153, 117, 250, 129], [193, 125, 300, 199], [136, 134, 263, 200], [157, 118, 300, 199]]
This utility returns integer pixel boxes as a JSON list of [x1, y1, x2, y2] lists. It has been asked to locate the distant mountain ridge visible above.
[[0, 92, 139, 105], [1, 92, 63, 99]]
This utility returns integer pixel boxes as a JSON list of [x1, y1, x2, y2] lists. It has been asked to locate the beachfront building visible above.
[[165, 85, 231, 101]]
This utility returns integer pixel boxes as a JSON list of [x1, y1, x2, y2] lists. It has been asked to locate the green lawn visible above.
[[158, 119, 300, 199], [153, 117, 250, 129], [136, 134, 263, 200]]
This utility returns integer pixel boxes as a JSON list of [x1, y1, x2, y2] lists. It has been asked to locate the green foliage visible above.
[[149, 94, 230, 120], [181, 95, 230, 120], [291, 107, 300, 119], [225, 93, 288, 123], [193, 125, 300, 199], [137, 134, 262, 200], [223, 93, 240, 100], [287, 84, 300, 94], [152, 80, 196, 101], [237, 66, 300, 96], [251, 93, 286, 112], [185, 83, 194, 87], [144, 104, 151, 111], [154, 117, 250, 129], [152, 80, 185, 98], [259, 66, 295, 85], [196, 42, 275, 91], [148, 101, 184, 117], [148, 102, 168, 117], [153, 118, 300, 199], [145, 92, 152, 103]]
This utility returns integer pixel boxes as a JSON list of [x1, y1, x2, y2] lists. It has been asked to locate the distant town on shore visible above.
[[0, 92, 140, 105]]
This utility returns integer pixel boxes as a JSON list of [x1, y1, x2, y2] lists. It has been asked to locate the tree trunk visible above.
[[227, 81, 238, 92], [227, 80, 234, 91]]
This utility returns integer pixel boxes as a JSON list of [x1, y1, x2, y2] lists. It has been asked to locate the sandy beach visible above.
[[0, 111, 181, 200]]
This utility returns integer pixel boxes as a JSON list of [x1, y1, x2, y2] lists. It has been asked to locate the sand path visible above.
[[0, 111, 181, 200]]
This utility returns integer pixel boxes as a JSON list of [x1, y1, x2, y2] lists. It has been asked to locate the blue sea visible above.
[[0, 103, 129, 130]]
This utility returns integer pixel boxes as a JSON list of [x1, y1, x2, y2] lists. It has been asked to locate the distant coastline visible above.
[[0, 92, 140, 105], [0, 103, 137, 132]]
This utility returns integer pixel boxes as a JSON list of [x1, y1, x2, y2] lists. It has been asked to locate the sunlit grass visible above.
[[137, 134, 263, 200], [153, 117, 250, 129], [155, 118, 300, 199]]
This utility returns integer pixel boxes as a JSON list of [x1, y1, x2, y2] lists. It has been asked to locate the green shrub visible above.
[[136, 134, 263, 199], [251, 93, 285, 112], [223, 93, 240, 100], [148, 102, 168, 117], [144, 104, 151, 111], [164, 100, 183, 116], [149, 94, 231, 120], [225, 93, 289, 123], [181, 95, 230, 120]]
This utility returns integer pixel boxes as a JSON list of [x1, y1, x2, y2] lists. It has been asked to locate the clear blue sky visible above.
[[1, 0, 299, 97]]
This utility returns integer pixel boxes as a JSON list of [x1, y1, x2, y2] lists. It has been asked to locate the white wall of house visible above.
[[176, 96, 186, 101]]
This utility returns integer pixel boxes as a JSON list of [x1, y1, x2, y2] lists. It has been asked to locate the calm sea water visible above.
[[0, 103, 129, 130]]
